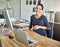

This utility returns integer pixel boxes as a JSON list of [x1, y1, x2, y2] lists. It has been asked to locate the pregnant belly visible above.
[[34, 29, 47, 36]]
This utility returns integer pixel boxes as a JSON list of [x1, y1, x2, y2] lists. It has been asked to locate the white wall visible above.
[[21, 0, 38, 21], [1, 0, 60, 20], [0, 0, 21, 19], [11, 0, 21, 19], [50, 0, 60, 12], [21, 0, 52, 21], [42, 0, 60, 12], [21, 0, 60, 21], [41, 0, 51, 11], [0, 1, 5, 9]]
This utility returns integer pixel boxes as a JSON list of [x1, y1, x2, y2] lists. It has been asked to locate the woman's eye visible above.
[[39, 9, 42, 10], [36, 8, 42, 10]]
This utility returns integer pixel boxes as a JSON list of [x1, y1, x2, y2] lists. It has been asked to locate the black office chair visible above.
[[46, 30, 52, 38], [46, 23, 53, 38]]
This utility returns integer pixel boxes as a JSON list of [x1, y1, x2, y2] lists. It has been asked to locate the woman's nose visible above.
[[35, 8, 39, 11]]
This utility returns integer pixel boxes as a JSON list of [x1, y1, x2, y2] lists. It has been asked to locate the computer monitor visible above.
[[2, 10, 13, 30]]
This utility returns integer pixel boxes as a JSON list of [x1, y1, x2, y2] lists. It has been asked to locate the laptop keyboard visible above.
[[13, 25, 20, 29], [28, 40, 33, 44]]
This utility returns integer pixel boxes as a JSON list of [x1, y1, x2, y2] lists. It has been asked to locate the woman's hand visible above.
[[33, 25, 47, 30], [33, 25, 40, 30]]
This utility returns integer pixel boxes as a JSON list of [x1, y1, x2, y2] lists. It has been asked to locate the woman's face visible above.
[[35, 5, 43, 14]]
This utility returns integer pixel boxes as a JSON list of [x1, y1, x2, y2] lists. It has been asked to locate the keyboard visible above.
[[13, 25, 20, 29]]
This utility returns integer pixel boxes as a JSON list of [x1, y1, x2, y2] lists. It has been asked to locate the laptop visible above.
[[14, 29, 38, 46]]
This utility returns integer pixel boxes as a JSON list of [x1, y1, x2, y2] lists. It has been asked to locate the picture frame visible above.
[[29, 0, 32, 5], [38, 0, 41, 4], [26, 0, 28, 5], [33, 0, 36, 5]]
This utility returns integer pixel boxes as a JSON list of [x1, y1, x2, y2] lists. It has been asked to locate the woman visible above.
[[29, 3, 51, 36]]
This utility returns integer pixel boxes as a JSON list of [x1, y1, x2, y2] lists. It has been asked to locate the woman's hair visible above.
[[37, 3, 44, 10]]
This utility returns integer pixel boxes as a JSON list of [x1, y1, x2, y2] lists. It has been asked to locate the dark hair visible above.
[[37, 3, 44, 10]]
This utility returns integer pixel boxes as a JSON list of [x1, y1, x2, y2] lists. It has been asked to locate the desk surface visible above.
[[0, 30, 60, 47]]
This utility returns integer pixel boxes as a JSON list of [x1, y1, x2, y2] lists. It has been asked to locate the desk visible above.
[[0, 30, 60, 47]]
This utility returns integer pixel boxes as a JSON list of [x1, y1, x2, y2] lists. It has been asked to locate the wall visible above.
[[0, 0, 60, 20], [50, 0, 60, 12], [0, 0, 21, 19], [0, 1, 5, 9], [42, 0, 60, 12], [11, 0, 21, 19], [21, 0, 52, 21], [41, 0, 60, 23], [41, 0, 51, 11], [21, 0, 38, 21]]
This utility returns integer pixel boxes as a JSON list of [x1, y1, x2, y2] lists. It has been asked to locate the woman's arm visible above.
[[39, 26, 47, 29], [33, 25, 47, 30]]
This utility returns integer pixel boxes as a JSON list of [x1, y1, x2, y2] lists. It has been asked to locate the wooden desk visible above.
[[0, 30, 60, 47]]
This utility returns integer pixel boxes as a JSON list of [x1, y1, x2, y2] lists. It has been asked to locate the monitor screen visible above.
[[2, 10, 13, 30]]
